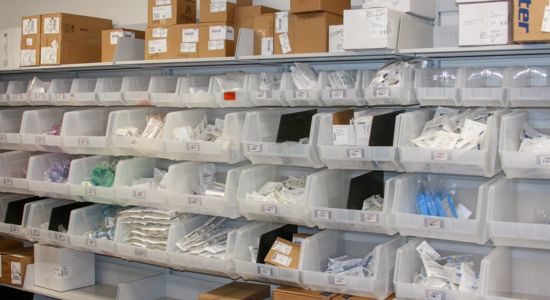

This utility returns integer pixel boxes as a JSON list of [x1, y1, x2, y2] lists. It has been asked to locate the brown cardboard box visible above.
[[0, 239, 26, 284], [1, 248, 33, 287], [253, 13, 274, 55], [265, 237, 301, 269], [235, 6, 278, 35], [514, 0, 550, 43], [102, 28, 145, 62], [148, 0, 197, 27], [274, 13, 295, 55], [200, 0, 252, 23], [199, 282, 270, 300], [198, 22, 235, 58], [332, 294, 395, 300], [145, 24, 199, 60], [273, 287, 337, 300], [290, 0, 350, 16], [40, 13, 113, 65], [20, 15, 41, 66]]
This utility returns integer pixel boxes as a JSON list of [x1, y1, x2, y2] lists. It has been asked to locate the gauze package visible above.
[[415, 174, 473, 220], [328, 70, 357, 89], [141, 113, 166, 139], [518, 122, 550, 153], [246, 175, 307, 205], [172, 116, 226, 144], [291, 63, 318, 90], [369, 59, 424, 89], [325, 250, 376, 278]]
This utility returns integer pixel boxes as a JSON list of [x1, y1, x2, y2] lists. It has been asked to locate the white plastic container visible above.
[[0, 81, 9, 105], [242, 109, 324, 168], [311, 172, 398, 236], [180, 75, 216, 108], [398, 109, 503, 177], [320, 70, 367, 106], [506, 67, 550, 107], [499, 109, 550, 179], [247, 73, 288, 107], [122, 76, 151, 106], [27, 153, 78, 200], [163, 109, 247, 164], [415, 68, 462, 106], [211, 73, 254, 108], [7, 80, 30, 106], [0, 151, 32, 194], [96, 77, 124, 106], [364, 69, 418, 106], [20, 108, 72, 152], [392, 173, 495, 244], [67, 204, 118, 256], [0, 107, 26, 150], [149, 76, 182, 107], [317, 109, 404, 171], [460, 67, 507, 107], [48, 79, 73, 106], [237, 165, 348, 226], [394, 238, 493, 300], [283, 72, 324, 107], [61, 108, 112, 155], [0, 194, 39, 239], [67, 78, 99, 106], [27, 78, 52, 106], [301, 232, 405, 299], [22, 198, 73, 244]]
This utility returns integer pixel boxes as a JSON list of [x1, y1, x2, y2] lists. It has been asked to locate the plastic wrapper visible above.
[[416, 175, 472, 220], [519, 122, 550, 153], [246, 175, 307, 205], [28, 76, 51, 94], [369, 59, 421, 88], [325, 251, 376, 278], [141, 113, 166, 139], [172, 117, 228, 147], [259, 72, 282, 91], [215, 73, 246, 92], [113, 127, 141, 137], [362, 195, 384, 212], [290, 63, 318, 90], [81, 159, 123, 188], [86, 205, 125, 240], [44, 159, 72, 183], [328, 70, 356, 89], [174, 217, 240, 258]]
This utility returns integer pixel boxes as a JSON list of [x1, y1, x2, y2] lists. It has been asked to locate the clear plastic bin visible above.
[[237, 165, 348, 226], [301, 231, 405, 299], [242, 109, 324, 168], [27, 153, 79, 199], [211, 73, 254, 108], [311, 172, 398, 236], [0, 151, 32, 194], [0, 108, 26, 150], [317, 109, 404, 171], [320, 70, 367, 106], [163, 109, 247, 164], [460, 67, 507, 107], [96, 77, 124, 106], [394, 238, 493, 300], [481, 247, 550, 300], [149, 76, 182, 107], [49, 79, 73, 106], [415, 68, 462, 107], [20, 108, 72, 152], [499, 109, 550, 179], [487, 177, 550, 250], [67, 204, 118, 256], [0, 194, 38, 239], [283, 72, 324, 107], [180, 75, 217, 108], [68, 78, 99, 106], [363, 69, 418, 106], [7, 80, 30, 106], [61, 108, 112, 155], [398, 109, 503, 177], [248, 73, 288, 107], [506, 67, 550, 107], [27, 78, 52, 106], [122, 76, 151, 106], [22, 198, 73, 244], [166, 162, 250, 218], [0, 81, 9, 105], [391, 173, 495, 244]]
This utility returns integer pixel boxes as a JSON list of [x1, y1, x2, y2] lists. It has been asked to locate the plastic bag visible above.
[[259, 72, 282, 91], [519, 122, 550, 153], [369, 59, 421, 88], [328, 70, 356, 89], [215, 73, 246, 92], [416, 175, 472, 220], [290, 63, 318, 90]]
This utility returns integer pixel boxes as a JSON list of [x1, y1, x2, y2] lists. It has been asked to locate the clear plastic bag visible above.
[[519, 122, 550, 153], [369, 59, 422, 88], [415, 175, 472, 220], [290, 63, 318, 90], [328, 70, 356, 89], [259, 72, 282, 91], [215, 73, 246, 92]]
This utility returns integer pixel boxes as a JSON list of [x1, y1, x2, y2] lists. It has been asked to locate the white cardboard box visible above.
[[362, 0, 437, 19], [0, 27, 21, 70], [329, 25, 344, 53], [34, 244, 95, 292], [459, 1, 510, 46], [344, 8, 433, 50]]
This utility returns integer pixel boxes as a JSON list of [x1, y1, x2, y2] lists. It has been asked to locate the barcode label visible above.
[[34, 135, 45, 144], [295, 90, 308, 99], [86, 238, 97, 248], [135, 248, 147, 257], [29, 228, 40, 237], [433, 151, 450, 161], [9, 225, 19, 233], [332, 276, 347, 285], [3, 178, 13, 186], [85, 187, 96, 196], [425, 218, 444, 229], [133, 190, 146, 199], [78, 137, 89, 145], [188, 197, 202, 206], [426, 290, 445, 300], [187, 143, 200, 152], [263, 204, 277, 214], [256, 91, 272, 99], [539, 155, 550, 166], [248, 144, 262, 153], [347, 149, 364, 159], [315, 209, 331, 220], [54, 266, 70, 278], [361, 212, 379, 223], [55, 233, 66, 242], [258, 266, 273, 276], [331, 90, 346, 99], [375, 88, 389, 97]]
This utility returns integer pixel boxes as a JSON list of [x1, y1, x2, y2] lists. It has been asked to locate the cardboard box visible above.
[[329, 24, 344, 53], [276, 12, 342, 54], [273, 287, 337, 300], [0, 240, 28, 285], [459, 1, 510, 46], [265, 237, 301, 269], [20, 15, 41, 66], [235, 5, 278, 35], [1, 27, 21, 70], [343, 8, 433, 50], [198, 22, 235, 57], [34, 244, 95, 292], [362, 0, 437, 19], [1, 248, 33, 287], [199, 282, 270, 300], [145, 24, 200, 60], [148, 0, 197, 27], [200, 0, 252, 24], [290, 0, 350, 16], [102, 28, 145, 62], [514, 0, 550, 43], [254, 13, 275, 55], [40, 13, 113, 65]]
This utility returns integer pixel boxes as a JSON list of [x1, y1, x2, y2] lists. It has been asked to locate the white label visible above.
[[20, 49, 37, 66], [347, 149, 364, 159], [366, 8, 388, 38], [105, 217, 116, 229], [539, 156, 550, 166], [333, 276, 347, 285], [152, 28, 168, 38], [248, 144, 262, 152], [273, 241, 292, 255], [331, 90, 345, 99], [55, 93, 64, 101], [425, 218, 444, 229], [43, 17, 60, 34], [272, 252, 292, 267], [85, 186, 96, 196], [315, 209, 331, 220], [10, 262, 21, 284], [433, 151, 450, 161], [78, 137, 90, 145], [275, 12, 289, 33], [188, 197, 202, 206], [543, 7, 550, 33], [261, 37, 274, 56], [153, 5, 172, 21], [375, 87, 389, 97], [295, 90, 308, 99], [361, 212, 378, 223], [54, 266, 70, 278], [133, 190, 146, 199], [182, 28, 199, 43], [135, 247, 147, 257], [181, 42, 197, 53], [86, 238, 97, 248], [148, 39, 167, 54], [263, 204, 278, 214], [3, 178, 12, 186], [456, 204, 473, 220], [187, 143, 200, 151], [208, 40, 225, 50], [29, 228, 40, 237], [210, 0, 227, 12], [110, 31, 135, 45], [26, 38, 33, 46], [209, 25, 234, 41], [156, 0, 171, 5], [256, 91, 272, 99], [416, 241, 441, 260], [34, 135, 45, 144], [258, 266, 273, 276], [41, 46, 58, 64], [22, 18, 38, 35], [55, 232, 66, 242], [279, 33, 292, 54], [9, 225, 19, 233], [426, 290, 445, 300]]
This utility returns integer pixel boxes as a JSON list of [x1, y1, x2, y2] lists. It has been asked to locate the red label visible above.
[[224, 91, 237, 101]]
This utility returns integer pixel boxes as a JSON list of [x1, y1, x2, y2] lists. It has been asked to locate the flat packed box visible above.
[[273, 287, 337, 300], [148, 0, 196, 27], [20, 15, 41, 66], [40, 13, 113, 65], [329, 24, 344, 53], [199, 22, 235, 58], [513, 0, 550, 43], [343, 8, 433, 50], [459, 1, 510, 46], [199, 282, 270, 300], [200, 0, 252, 23], [254, 13, 275, 55], [362, 0, 437, 19], [1, 248, 33, 287], [102, 28, 145, 62], [1, 27, 21, 70], [34, 244, 95, 292], [235, 5, 278, 35], [291, 0, 350, 16], [146, 24, 199, 60]]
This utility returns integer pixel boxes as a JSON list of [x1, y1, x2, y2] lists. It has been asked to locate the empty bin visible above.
[[211, 73, 253, 108], [506, 67, 550, 107], [364, 66, 418, 106], [96, 77, 124, 106], [0, 151, 32, 194], [122, 76, 151, 106], [320, 70, 367, 106], [27, 153, 79, 199], [68, 78, 99, 106], [6, 80, 30, 106], [49, 79, 73, 106], [0, 108, 26, 150], [0, 194, 41, 239], [22, 198, 73, 243], [180, 75, 216, 108], [248, 72, 288, 106], [415, 68, 462, 106], [461, 67, 507, 107], [61, 108, 112, 155], [20, 108, 72, 152], [149, 76, 182, 107], [283, 72, 324, 107]]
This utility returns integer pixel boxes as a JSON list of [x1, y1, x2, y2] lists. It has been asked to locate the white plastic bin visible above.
[[301, 232, 406, 299], [320, 70, 367, 106], [61, 108, 112, 155], [0, 194, 39, 239], [0, 108, 26, 150], [506, 67, 550, 107], [20, 108, 72, 152], [180, 75, 216, 108], [487, 177, 550, 250], [242, 109, 324, 168], [149, 76, 182, 107], [27, 78, 52, 106], [48, 79, 73, 106], [311, 172, 398, 236], [0, 151, 32, 194], [211, 73, 254, 108], [0, 81, 9, 105], [460, 67, 507, 107], [392, 173, 495, 244], [7, 80, 30, 106], [237, 165, 348, 226], [163, 109, 247, 164], [122, 76, 151, 106], [394, 238, 493, 300], [68, 78, 99, 106], [27, 153, 78, 200], [398, 109, 503, 177], [166, 162, 250, 218], [283, 72, 324, 107], [22, 198, 73, 243], [317, 109, 404, 172], [499, 109, 550, 179], [415, 68, 462, 106], [67, 204, 118, 256], [248, 73, 288, 106], [96, 77, 124, 106], [364, 69, 418, 106]]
